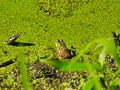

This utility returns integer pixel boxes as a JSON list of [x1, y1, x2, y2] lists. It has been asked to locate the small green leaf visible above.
[[82, 79, 94, 90], [98, 47, 106, 67], [95, 38, 120, 67], [18, 49, 32, 90], [110, 79, 120, 87], [40, 59, 103, 72]]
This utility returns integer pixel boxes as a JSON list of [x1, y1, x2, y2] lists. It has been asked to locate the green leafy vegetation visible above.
[[0, 0, 120, 90], [18, 49, 32, 90], [41, 38, 120, 89]]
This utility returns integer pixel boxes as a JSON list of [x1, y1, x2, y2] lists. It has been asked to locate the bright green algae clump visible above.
[[0, 0, 120, 89]]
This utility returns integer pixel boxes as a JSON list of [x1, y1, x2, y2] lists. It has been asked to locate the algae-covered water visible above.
[[0, 0, 120, 90]]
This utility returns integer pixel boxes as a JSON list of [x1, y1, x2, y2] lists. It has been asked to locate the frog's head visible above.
[[55, 39, 66, 48], [56, 39, 63, 43]]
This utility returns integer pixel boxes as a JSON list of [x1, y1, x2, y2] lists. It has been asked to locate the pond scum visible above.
[[1, 0, 120, 90]]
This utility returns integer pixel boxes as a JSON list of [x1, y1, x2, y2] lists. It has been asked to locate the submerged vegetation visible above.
[[0, 0, 120, 90]]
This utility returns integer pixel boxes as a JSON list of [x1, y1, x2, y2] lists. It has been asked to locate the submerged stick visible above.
[[5, 33, 21, 45], [0, 59, 14, 68]]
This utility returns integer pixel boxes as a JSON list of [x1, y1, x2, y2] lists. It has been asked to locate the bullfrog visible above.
[[5, 33, 21, 45], [55, 39, 75, 59]]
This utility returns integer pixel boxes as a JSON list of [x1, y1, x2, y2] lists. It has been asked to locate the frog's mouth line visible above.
[[57, 53, 73, 59], [8, 42, 35, 46]]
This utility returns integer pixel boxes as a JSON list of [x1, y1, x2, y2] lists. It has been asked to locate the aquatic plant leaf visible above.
[[95, 38, 120, 67], [18, 49, 32, 90], [98, 47, 106, 67], [110, 79, 120, 87], [82, 79, 94, 90], [83, 74, 103, 90], [40, 59, 103, 72]]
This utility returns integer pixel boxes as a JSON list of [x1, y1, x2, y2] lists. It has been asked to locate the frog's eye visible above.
[[60, 39, 63, 42], [57, 39, 60, 42]]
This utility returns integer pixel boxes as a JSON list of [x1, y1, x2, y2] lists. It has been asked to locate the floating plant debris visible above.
[[5, 33, 21, 45]]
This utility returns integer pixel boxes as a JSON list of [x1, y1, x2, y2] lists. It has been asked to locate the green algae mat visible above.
[[0, 0, 120, 90]]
